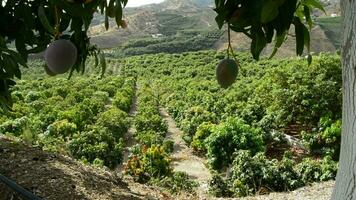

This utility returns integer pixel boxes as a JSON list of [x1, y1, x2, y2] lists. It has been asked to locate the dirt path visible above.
[[118, 85, 138, 172], [159, 108, 212, 198]]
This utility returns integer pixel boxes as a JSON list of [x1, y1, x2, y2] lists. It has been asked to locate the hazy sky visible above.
[[126, 0, 165, 7]]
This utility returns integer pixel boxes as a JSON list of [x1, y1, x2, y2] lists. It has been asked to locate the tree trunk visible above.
[[331, 0, 356, 199]]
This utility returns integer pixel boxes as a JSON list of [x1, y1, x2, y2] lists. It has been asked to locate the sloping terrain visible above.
[[237, 181, 334, 200], [0, 134, 335, 200], [90, 0, 341, 55], [89, 0, 216, 48], [0, 135, 172, 200], [214, 24, 338, 58]]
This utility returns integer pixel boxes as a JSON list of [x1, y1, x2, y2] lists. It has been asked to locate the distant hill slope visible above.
[[90, 0, 341, 56]]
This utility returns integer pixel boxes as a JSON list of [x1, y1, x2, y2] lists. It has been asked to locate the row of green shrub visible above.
[[118, 51, 341, 196], [0, 76, 135, 169], [124, 83, 197, 194], [209, 151, 337, 197]]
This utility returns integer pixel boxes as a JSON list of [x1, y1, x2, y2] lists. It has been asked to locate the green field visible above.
[[315, 16, 342, 49], [0, 51, 342, 197]]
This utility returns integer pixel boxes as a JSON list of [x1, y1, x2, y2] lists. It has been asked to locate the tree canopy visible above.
[[0, 0, 127, 109], [214, 0, 325, 60]]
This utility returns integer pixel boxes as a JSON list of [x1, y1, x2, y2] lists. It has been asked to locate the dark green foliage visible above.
[[45, 119, 77, 138], [208, 150, 337, 197], [68, 126, 124, 169], [213, 0, 324, 59], [125, 145, 172, 183], [108, 30, 223, 58], [118, 51, 341, 196], [134, 84, 168, 143], [180, 106, 216, 144], [134, 130, 165, 147], [96, 107, 130, 138], [0, 73, 135, 168], [0, 116, 29, 136], [0, 0, 127, 108], [191, 122, 216, 153], [229, 151, 303, 196], [150, 172, 198, 194], [205, 118, 264, 170], [135, 114, 168, 135], [302, 117, 341, 160], [208, 174, 233, 197]]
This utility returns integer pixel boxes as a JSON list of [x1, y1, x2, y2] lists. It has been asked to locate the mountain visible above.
[[89, 0, 217, 48], [89, 0, 341, 57]]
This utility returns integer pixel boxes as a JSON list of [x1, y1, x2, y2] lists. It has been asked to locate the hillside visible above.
[[89, 0, 341, 56], [89, 0, 216, 48]]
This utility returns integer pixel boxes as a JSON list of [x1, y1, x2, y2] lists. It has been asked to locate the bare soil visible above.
[[0, 135, 173, 200], [118, 85, 138, 172], [159, 107, 212, 199]]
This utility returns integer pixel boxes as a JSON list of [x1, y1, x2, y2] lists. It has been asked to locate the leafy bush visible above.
[[191, 122, 216, 153], [150, 171, 198, 194], [209, 150, 338, 197], [45, 119, 77, 138], [125, 145, 172, 183], [135, 114, 167, 134], [0, 116, 29, 136], [162, 140, 174, 154], [134, 130, 165, 146], [96, 107, 130, 138], [208, 174, 233, 197], [113, 91, 132, 112], [228, 151, 303, 196], [295, 156, 338, 183], [180, 106, 216, 142], [302, 117, 341, 159], [205, 118, 264, 170], [68, 126, 124, 169]]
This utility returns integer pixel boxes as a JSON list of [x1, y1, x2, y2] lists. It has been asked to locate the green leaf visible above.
[[261, 0, 280, 23], [38, 5, 55, 34], [307, 54, 312, 66], [215, 13, 226, 29], [264, 25, 274, 43], [269, 31, 287, 58], [303, 24, 310, 53], [305, 0, 325, 13], [250, 27, 267, 60], [99, 52, 106, 78], [115, 0, 123, 28], [303, 6, 313, 29], [105, 14, 109, 30], [0, 48, 28, 68], [295, 18, 305, 56], [107, 0, 116, 18]]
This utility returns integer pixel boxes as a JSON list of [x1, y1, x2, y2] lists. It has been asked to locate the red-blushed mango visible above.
[[45, 39, 77, 75], [216, 58, 239, 88]]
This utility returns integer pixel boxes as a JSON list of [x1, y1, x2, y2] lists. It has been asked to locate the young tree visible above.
[[0, 0, 127, 110]]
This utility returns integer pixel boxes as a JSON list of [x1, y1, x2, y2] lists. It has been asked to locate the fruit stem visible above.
[[54, 6, 60, 39], [227, 23, 231, 59], [227, 24, 240, 68]]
